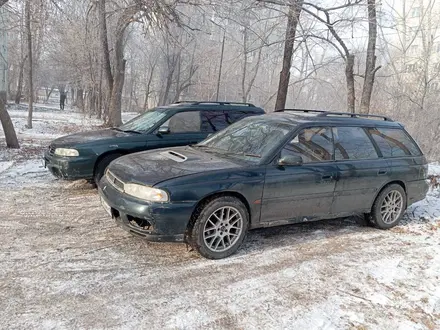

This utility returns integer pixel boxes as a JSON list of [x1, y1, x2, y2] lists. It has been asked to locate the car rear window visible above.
[[333, 127, 379, 160], [368, 127, 422, 157]]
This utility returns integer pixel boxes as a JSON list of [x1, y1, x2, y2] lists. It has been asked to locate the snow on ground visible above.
[[1, 103, 138, 145], [0, 108, 440, 329]]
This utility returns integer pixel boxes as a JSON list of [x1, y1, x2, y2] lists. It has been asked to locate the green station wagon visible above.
[[43, 101, 264, 183], [98, 110, 428, 259]]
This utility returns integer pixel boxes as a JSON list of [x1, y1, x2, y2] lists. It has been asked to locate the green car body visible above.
[[43, 102, 265, 181]]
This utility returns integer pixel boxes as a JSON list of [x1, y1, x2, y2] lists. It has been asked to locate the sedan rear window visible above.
[[368, 127, 422, 157]]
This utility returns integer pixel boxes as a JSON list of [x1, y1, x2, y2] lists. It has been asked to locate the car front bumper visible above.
[[43, 150, 94, 180], [98, 175, 197, 242]]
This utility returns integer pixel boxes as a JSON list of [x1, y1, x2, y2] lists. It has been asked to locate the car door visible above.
[[260, 126, 338, 224], [331, 126, 391, 215], [148, 111, 209, 148]]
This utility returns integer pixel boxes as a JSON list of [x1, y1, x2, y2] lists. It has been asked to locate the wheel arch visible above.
[[188, 191, 252, 226], [93, 150, 126, 177], [370, 180, 407, 210]]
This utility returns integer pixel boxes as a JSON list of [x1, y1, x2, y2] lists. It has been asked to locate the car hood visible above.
[[108, 146, 240, 186], [51, 129, 133, 147]]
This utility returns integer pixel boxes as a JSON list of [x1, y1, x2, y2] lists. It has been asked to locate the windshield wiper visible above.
[[113, 127, 142, 134], [121, 130, 142, 134], [194, 146, 261, 158], [222, 151, 261, 158]]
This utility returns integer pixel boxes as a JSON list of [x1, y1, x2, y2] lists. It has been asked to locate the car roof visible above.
[[262, 110, 402, 128], [156, 101, 265, 113]]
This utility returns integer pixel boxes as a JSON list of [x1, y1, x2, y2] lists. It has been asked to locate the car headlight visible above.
[[54, 148, 79, 157], [124, 183, 169, 202]]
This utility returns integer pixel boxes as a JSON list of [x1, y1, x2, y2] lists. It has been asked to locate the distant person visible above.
[[60, 92, 67, 110]]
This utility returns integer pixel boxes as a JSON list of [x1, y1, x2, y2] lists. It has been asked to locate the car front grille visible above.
[[106, 170, 124, 192]]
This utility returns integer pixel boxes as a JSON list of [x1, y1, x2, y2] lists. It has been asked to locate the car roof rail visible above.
[[274, 109, 327, 114], [173, 101, 256, 107], [275, 108, 393, 121], [172, 101, 198, 104], [316, 111, 393, 121]]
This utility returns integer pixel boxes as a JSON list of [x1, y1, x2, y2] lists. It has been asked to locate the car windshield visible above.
[[198, 117, 292, 163], [118, 109, 167, 132]]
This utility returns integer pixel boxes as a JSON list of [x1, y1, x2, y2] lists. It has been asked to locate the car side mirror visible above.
[[278, 155, 303, 166], [157, 127, 170, 135]]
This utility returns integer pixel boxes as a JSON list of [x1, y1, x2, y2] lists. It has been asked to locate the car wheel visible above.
[[188, 196, 249, 259], [94, 154, 122, 185], [369, 184, 407, 229]]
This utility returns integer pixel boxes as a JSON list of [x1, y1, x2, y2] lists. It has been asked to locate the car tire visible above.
[[94, 154, 122, 185], [369, 184, 407, 229], [187, 196, 249, 259]]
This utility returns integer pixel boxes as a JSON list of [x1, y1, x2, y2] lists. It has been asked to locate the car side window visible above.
[[165, 111, 201, 133], [333, 127, 378, 160], [281, 127, 333, 163], [201, 111, 228, 132], [368, 127, 421, 157], [225, 111, 255, 124], [200, 111, 257, 133]]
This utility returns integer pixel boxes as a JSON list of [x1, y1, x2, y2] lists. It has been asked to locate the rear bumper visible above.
[[98, 175, 197, 242], [407, 179, 429, 206], [43, 151, 94, 180]]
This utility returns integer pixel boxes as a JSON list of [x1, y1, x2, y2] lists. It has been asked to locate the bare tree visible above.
[[25, 0, 33, 128], [274, 0, 303, 111], [302, 1, 362, 113], [0, 0, 19, 148], [359, 0, 380, 114]]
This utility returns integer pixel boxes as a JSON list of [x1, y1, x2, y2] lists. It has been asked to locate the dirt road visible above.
[[1, 157, 439, 329]]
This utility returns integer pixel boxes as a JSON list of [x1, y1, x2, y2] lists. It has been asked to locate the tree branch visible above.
[[301, 5, 350, 57]]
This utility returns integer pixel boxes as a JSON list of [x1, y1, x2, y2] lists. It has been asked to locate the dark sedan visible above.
[[43, 101, 264, 183], [98, 110, 428, 259]]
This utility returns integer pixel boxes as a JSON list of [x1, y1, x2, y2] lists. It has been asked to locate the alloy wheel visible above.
[[203, 206, 243, 252], [380, 190, 404, 224]]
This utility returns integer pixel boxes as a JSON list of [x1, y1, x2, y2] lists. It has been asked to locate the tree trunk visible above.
[[14, 56, 26, 104], [76, 88, 84, 111], [360, 0, 378, 114], [346, 54, 355, 113], [108, 60, 125, 126], [161, 60, 175, 106], [70, 87, 75, 105], [99, 0, 113, 121], [274, 0, 303, 111], [143, 63, 156, 112], [45, 86, 54, 103], [107, 31, 126, 126], [215, 31, 226, 102], [244, 44, 263, 103], [97, 68, 103, 119], [25, 0, 33, 128], [0, 91, 19, 148], [241, 26, 248, 102]]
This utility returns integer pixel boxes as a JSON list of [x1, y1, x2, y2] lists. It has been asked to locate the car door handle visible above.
[[321, 174, 334, 181], [377, 170, 388, 176]]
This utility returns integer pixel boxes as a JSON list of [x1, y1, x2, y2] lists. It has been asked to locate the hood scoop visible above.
[[160, 150, 188, 162]]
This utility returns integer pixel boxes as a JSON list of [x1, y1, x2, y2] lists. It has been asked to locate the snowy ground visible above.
[[0, 107, 440, 329]]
